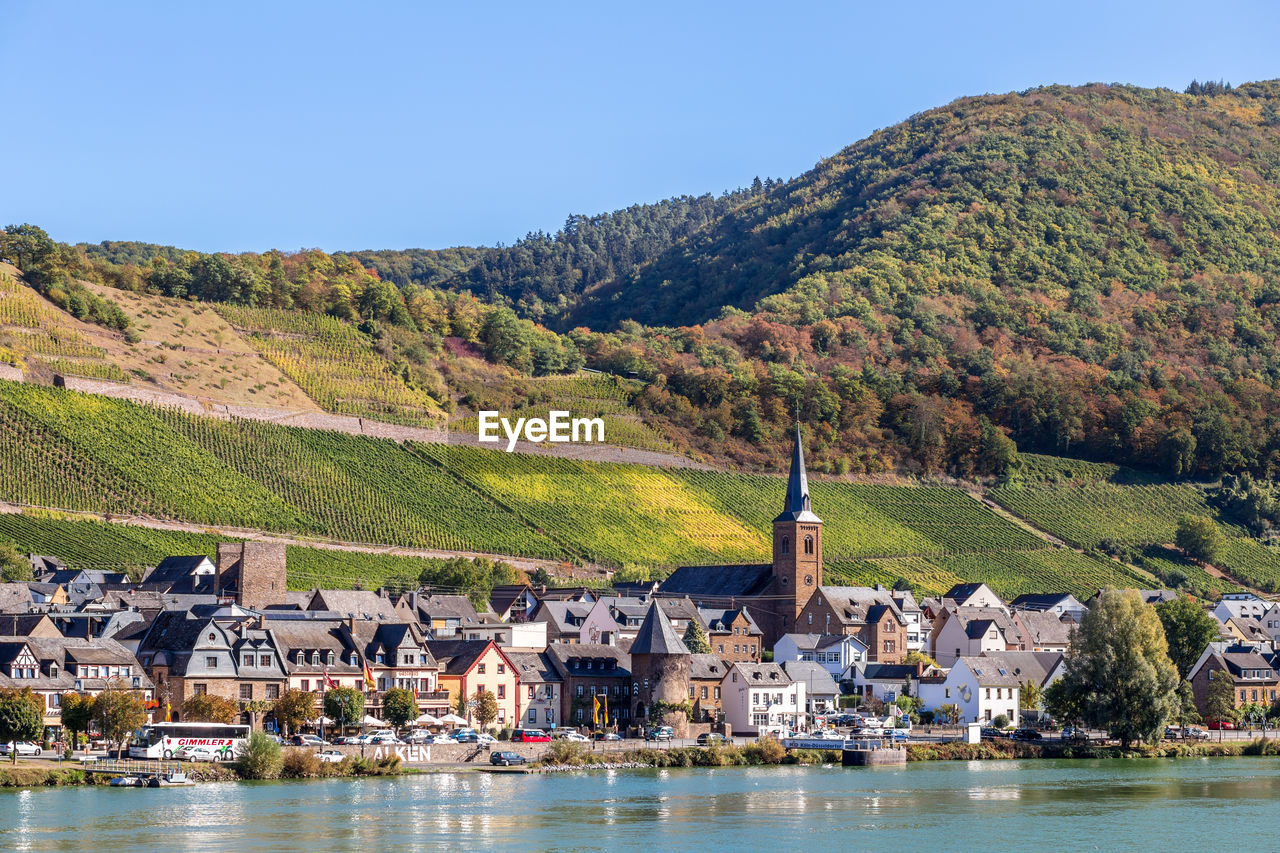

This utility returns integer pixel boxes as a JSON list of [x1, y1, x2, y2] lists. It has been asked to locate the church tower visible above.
[[772, 426, 822, 628]]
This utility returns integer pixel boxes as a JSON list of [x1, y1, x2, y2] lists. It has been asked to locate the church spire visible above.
[[775, 425, 821, 523]]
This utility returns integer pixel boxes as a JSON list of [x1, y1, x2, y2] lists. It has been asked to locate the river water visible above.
[[2, 758, 1278, 851]]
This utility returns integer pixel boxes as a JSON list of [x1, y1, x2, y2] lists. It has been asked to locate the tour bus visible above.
[[129, 722, 251, 760]]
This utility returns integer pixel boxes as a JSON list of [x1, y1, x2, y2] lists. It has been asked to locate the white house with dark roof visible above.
[[773, 633, 867, 679], [720, 661, 806, 735], [917, 654, 1023, 726]]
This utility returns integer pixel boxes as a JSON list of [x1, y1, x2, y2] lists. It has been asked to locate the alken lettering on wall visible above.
[[478, 410, 605, 452]]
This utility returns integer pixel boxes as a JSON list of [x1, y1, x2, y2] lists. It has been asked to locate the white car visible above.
[[316, 750, 345, 764], [475, 732, 498, 745], [814, 729, 844, 740], [0, 741, 41, 756], [368, 735, 403, 745], [176, 744, 224, 762], [556, 731, 590, 742], [430, 735, 455, 744], [404, 730, 433, 744]]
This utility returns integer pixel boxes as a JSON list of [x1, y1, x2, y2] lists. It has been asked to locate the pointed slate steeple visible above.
[[774, 425, 821, 523], [630, 603, 690, 656]]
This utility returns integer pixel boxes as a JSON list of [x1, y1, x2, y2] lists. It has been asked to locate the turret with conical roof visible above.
[[629, 603, 692, 735], [772, 425, 823, 632]]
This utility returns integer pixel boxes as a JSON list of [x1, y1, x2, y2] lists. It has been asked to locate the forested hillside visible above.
[[8, 81, 1280, 480]]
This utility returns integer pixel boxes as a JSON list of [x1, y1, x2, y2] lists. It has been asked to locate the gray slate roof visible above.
[[630, 604, 690, 656]]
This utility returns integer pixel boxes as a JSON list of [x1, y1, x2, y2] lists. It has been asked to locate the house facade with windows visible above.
[[719, 662, 806, 735], [931, 605, 1026, 666], [546, 642, 631, 729], [793, 587, 907, 664], [429, 640, 520, 728], [506, 651, 561, 730], [772, 633, 867, 680], [917, 656, 1022, 726], [1189, 644, 1280, 714]]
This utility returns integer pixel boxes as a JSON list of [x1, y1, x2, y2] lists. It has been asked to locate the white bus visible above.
[[129, 722, 251, 760]]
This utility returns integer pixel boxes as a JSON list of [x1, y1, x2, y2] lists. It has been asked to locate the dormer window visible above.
[[50, 664, 58, 678], [326, 651, 335, 666], [311, 651, 320, 666]]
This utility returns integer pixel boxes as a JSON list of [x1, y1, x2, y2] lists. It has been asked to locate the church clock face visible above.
[[804, 574, 813, 587]]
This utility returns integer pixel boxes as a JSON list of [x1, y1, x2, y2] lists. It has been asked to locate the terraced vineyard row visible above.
[[989, 483, 1216, 548], [216, 305, 442, 426], [0, 274, 119, 364], [674, 469, 1045, 557], [1216, 539, 1280, 593], [410, 442, 770, 567]]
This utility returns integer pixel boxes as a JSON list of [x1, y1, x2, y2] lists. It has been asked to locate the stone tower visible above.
[[215, 542, 286, 610], [629, 603, 691, 735], [772, 426, 822, 632]]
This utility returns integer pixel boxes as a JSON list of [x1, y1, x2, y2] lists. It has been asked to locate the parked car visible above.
[[316, 750, 345, 764], [697, 732, 728, 746], [1184, 727, 1210, 741], [0, 742, 41, 756], [1207, 719, 1237, 730], [554, 730, 590, 742], [887, 729, 909, 742], [332, 736, 358, 745], [592, 731, 622, 741], [645, 726, 675, 741], [835, 714, 860, 727], [404, 730, 434, 744], [511, 728, 551, 743], [489, 751, 526, 767], [980, 727, 1007, 740], [430, 735, 456, 744], [368, 734, 403, 745], [176, 744, 224, 762], [1011, 729, 1042, 742], [813, 729, 844, 741], [291, 734, 327, 747]]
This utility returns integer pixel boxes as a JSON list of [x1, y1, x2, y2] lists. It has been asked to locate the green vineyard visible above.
[[216, 305, 442, 426], [988, 483, 1216, 548], [0, 379, 1259, 598], [450, 373, 675, 453]]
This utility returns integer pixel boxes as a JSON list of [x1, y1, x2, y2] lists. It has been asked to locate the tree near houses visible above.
[[1043, 678, 1083, 728], [682, 620, 711, 654], [1020, 680, 1044, 712], [0, 540, 32, 583], [181, 693, 238, 724], [323, 687, 363, 731], [1206, 669, 1239, 742], [273, 689, 317, 737], [382, 687, 418, 729], [1156, 597, 1221, 679], [1175, 515, 1224, 564], [93, 682, 147, 758], [471, 690, 498, 730], [0, 688, 44, 764], [59, 692, 95, 752], [936, 703, 961, 725], [1173, 681, 1202, 728], [1053, 588, 1180, 747]]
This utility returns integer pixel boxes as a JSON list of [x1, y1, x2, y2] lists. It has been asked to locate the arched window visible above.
[[310, 651, 320, 666], [804, 535, 814, 555], [781, 537, 790, 555], [326, 651, 335, 666]]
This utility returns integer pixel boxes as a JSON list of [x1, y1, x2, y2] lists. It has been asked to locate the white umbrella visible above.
[[310, 716, 335, 726], [440, 713, 469, 726], [414, 713, 444, 726], [362, 714, 386, 727]]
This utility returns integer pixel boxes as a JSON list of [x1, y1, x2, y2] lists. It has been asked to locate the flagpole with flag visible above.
[[592, 694, 601, 728], [603, 695, 609, 729]]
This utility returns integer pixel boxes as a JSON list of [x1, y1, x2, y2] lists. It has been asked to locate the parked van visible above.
[[511, 728, 551, 743]]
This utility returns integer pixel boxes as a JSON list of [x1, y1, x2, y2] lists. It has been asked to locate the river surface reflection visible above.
[[2, 758, 1279, 851]]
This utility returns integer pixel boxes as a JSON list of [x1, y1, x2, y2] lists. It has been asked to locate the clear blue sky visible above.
[[3, 1, 1278, 253]]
